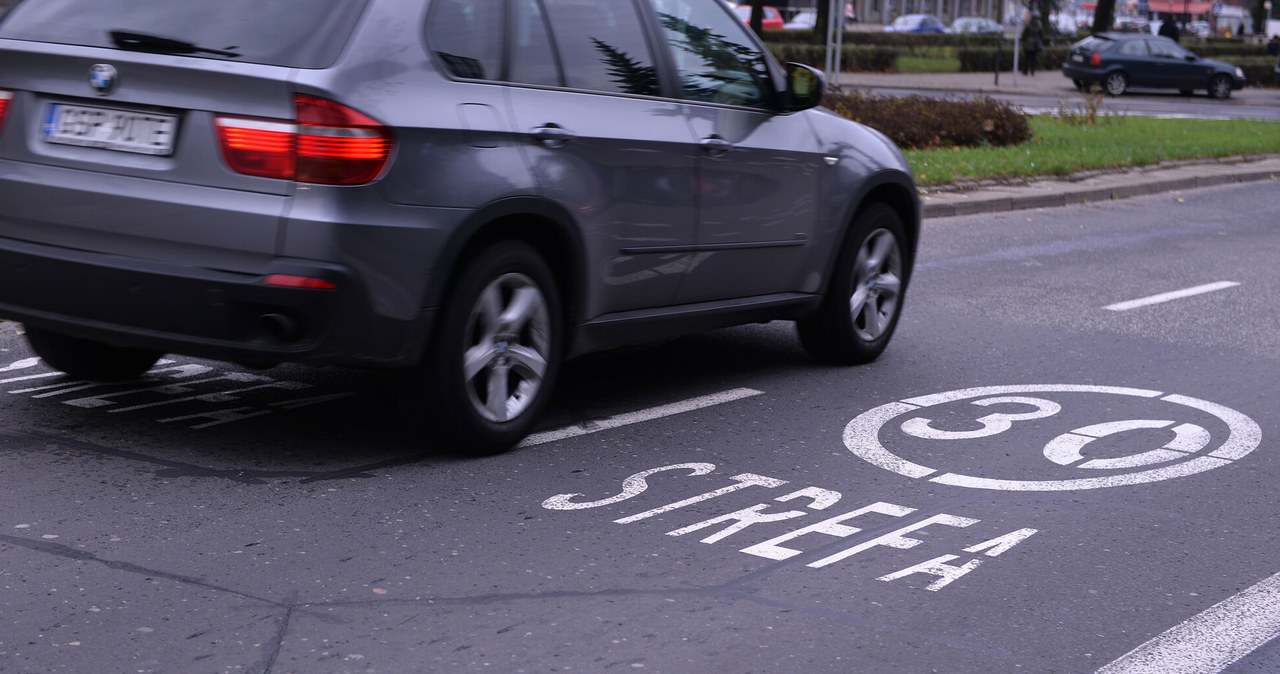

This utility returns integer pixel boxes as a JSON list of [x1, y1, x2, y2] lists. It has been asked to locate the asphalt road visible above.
[[2, 180, 1279, 673]]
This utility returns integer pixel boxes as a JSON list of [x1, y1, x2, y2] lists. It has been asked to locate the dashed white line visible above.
[[518, 387, 764, 447], [1097, 570, 1280, 674], [1104, 281, 1240, 312]]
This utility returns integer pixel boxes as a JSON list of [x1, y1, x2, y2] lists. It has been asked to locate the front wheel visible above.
[[1208, 74, 1232, 100], [24, 326, 161, 382], [413, 241, 562, 455], [1104, 71, 1128, 96], [797, 203, 907, 365]]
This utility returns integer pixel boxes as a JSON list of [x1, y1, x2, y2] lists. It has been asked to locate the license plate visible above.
[[42, 103, 177, 156], [1071, 54, 1084, 62]]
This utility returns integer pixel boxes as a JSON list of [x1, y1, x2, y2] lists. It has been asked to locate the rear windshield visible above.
[[0, 0, 370, 68], [1074, 36, 1114, 52]]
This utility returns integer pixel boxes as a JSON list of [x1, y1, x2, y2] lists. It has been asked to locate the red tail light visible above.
[[1090, 52, 1102, 67], [0, 90, 13, 135], [215, 95, 392, 185]]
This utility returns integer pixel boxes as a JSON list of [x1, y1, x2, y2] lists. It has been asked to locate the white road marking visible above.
[[519, 388, 764, 447], [844, 385, 1261, 491], [1104, 281, 1240, 312], [1097, 571, 1280, 674]]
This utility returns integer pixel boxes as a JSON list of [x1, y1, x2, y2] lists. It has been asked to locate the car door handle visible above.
[[699, 135, 732, 157], [531, 124, 574, 148]]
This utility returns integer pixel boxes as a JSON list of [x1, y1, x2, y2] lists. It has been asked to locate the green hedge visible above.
[[766, 29, 1004, 48], [1192, 43, 1269, 58], [766, 43, 897, 72], [956, 46, 1069, 72], [1238, 58, 1279, 87]]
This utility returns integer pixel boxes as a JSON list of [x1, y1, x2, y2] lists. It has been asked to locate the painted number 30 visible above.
[[900, 395, 1212, 470]]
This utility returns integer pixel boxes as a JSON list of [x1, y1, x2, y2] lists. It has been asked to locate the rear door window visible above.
[[0, 0, 370, 69]]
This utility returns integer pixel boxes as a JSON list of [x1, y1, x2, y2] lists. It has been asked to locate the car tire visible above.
[[414, 241, 561, 455], [24, 326, 162, 382], [1208, 74, 1232, 100], [1104, 71, 1128, 96], [797, 203, 906, 365]]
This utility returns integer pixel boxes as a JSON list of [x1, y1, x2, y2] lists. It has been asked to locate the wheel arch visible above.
[[819, 171, 921, 294], [425, 196, 587, 350]]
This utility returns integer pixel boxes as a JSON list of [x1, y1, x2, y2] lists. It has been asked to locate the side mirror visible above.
[[784, 63, 824, 112], [1185, 54, 1198, 61]]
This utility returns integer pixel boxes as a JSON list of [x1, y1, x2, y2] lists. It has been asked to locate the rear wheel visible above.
[[797, 203, 907, 365], [414, 241, 561, 455], [1104, 71, 1128, 96], [1208, 74, 1232, 100], [24, 326, 161, 382]]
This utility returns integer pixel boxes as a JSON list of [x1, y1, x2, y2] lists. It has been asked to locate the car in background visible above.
[[784, 8, 857, 30], [1113, 17, 1153, 33], [948, 16, 1003, 35], [884, 13, 946, 33], [1186, 21, 1211, 37], [734, 4, 785, 30], [1062, 33, 1246, 98], [0, 0, 920, 454]]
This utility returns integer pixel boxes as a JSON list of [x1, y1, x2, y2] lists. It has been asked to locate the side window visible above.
[[1147, 40, 1183, 59], [646, 0, 773, 109], [510, 0, 562, 87], [540, 0, 660, 96], [426, 0, 503, 80], [1118, 40, 1148, 57]]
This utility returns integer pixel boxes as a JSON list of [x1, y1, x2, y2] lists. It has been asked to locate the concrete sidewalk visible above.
[[828, 71, 1280, 217]]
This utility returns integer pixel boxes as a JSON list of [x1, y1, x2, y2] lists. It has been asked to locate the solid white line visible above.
[[1104, 282, 1240, 312], [1097, 571, 1280, 674], [518, 387, 763, 447]]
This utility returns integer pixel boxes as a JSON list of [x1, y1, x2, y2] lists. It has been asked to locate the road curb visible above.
[[922, 157, 1280, 218]]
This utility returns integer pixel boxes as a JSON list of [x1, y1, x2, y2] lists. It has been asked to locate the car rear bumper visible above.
[[1060, 63, 1106, 83], [0, 235, 432, 367]]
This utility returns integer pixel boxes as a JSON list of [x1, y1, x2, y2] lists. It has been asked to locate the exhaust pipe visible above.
[[259, 312, 301, 341]]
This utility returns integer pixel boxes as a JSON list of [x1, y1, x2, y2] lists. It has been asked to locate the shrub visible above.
[[824, 90, 1033, 150], [1238, 58, 1279, 87], [766, 43, 897, 72]]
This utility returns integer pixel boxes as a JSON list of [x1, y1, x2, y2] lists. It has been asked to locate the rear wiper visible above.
[[109, 30, 240, 58]]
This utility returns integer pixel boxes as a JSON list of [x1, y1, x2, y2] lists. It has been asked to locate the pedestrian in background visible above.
[[1021, 19, 1043, 76], [1158, 17, 1180, 43]]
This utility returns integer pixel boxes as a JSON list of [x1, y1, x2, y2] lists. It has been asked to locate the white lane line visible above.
[[1104, 281, 1240, 312], [518, 387, 763, 447], [1097, 571, 1280, 674]]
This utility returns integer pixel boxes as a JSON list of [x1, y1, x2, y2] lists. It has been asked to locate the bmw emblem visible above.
[[88, 64, 118, 95]]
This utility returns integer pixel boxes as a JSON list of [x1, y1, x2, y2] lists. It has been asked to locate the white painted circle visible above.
[[844, 385, 1262, 491]]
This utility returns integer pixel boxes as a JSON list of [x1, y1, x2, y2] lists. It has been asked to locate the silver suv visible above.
[[0, 0, 919, 453]]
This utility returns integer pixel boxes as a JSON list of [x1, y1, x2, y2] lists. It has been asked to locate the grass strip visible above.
[[906, 115, 1280, 185], [895, 56, 961, 73]]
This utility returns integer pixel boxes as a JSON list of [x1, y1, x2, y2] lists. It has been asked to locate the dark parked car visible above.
[[1062, 33, 1246, 99], [884, 13, 947, 33], [0, 0, 919, 453]]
